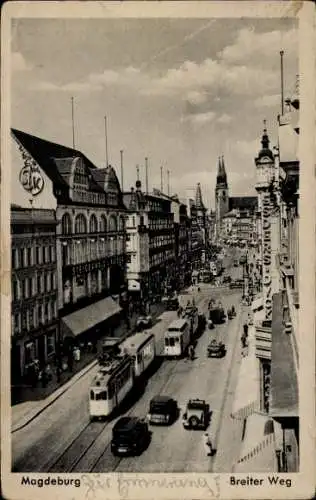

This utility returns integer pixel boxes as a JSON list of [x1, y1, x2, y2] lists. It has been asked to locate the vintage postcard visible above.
[[1, 1, 315, 499]]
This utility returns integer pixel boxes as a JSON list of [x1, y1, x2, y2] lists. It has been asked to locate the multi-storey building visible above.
[[11, 129, 128, 355], [11, 206, 58, 383], [187, 183, 208, 271], [232, 87, 300, 472], [170, 196, 191, 290], [123, 183, 176, 307]]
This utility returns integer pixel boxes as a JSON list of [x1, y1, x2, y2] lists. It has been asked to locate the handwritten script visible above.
[[81, 473, 221, 499]]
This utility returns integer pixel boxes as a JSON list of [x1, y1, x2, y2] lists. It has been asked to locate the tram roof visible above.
[[167, 318, 188, 331], [120, 332, 154, 355]]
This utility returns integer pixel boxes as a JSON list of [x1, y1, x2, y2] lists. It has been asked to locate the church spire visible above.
[[195, 182, 204, 209], [256, 119, 274, 162], [216, 155, 227, 188]]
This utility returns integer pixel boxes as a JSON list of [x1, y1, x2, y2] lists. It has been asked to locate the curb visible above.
[[12, 305, 164, 433], [12, 359, 99, 433]]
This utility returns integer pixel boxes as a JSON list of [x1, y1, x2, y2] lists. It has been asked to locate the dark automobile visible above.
[[182, 399, 210, 430], [162, 296, 179, 311], [135, 315, 153, 331], [207, 339, 226, 358], [147, 396, 178, 425], [111, 417, 150, 456]]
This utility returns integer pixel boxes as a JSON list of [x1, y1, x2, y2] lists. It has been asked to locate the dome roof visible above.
[[257, 121, 274, 161]]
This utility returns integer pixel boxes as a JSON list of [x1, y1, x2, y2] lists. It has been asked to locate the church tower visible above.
[[215, 155, 229, 239]]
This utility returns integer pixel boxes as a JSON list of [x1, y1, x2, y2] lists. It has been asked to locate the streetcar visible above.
[[199, 269, 211, 283], [119, 332, 156, 378], [164, 319, 191, 358], [89, 354, 134, 420], [182, 304, 199, 338]]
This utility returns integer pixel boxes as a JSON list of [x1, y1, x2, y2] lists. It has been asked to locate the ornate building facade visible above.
[[11, 129, 128, 356]]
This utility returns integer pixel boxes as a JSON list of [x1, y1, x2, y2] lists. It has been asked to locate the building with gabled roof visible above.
[[11, 128, 128, 367]]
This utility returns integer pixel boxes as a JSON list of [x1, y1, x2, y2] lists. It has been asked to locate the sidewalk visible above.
[[12, 301, 165, 431]]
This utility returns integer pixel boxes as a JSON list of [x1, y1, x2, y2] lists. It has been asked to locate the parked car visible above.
[[162, 296, 179, 311], [135, 315, 153, 331], [147, 396, 178, 425], [207, 339, 226, 358], [182, 399, 210, 430], [111, 417, 151, 456]]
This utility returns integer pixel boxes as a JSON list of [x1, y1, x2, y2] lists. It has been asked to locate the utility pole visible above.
[[280, 50, 284, 115], [160, 165, 163, 192], [71, 96, 75, 149], [145, 157, 149, 194], [136, 164, 140, 182], [167, 169, 170, 196], [120, 150, 124, 192], [104, 115, 109, 167]]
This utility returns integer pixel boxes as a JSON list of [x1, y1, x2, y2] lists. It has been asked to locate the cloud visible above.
[[217, 113, 232, 124], [186, 90, 208, 105], [11, 52, 31, 72], [182, 110, 216, 125], [235, 138, 260, 157], [254, 94, 280, 108], [219, 27, 298, 66]]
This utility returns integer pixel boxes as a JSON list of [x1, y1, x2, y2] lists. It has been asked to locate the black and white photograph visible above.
[[1, 2, 315, 499]]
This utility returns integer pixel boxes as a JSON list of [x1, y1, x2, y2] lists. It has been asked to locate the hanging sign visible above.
[[19, 158, 44, 196], [262, 193, 272, 321]]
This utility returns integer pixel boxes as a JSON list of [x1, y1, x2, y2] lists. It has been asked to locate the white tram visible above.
[[89, 354, 134, 420], [119, 332, 156, 378], [164, 319, 191, 358]]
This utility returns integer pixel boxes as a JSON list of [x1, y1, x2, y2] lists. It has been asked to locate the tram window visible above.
[[96, 391, 107, 400], [169, 338, 175, 347], [90, 390, 95, 400], [137, 353, 142, 364], [108, 384, 114, 399], [165, 338, 169, 346], [174, 337, 179, 343]]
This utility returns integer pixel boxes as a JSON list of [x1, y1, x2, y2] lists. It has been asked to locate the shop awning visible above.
[[61, 296, 122, 337], [269, 293, 299, 417], [231, 334, 261, 420], [251, 295, 263, 312], [234, 413, 279, 472]]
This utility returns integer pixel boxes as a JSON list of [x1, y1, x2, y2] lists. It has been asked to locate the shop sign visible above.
[[262, 194, 272, 321], [19, 156, 44, 196]]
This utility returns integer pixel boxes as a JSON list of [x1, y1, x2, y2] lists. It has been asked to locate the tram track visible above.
[[44, 290, 229, 473]]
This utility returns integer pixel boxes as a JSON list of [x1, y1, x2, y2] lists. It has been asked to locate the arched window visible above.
[[100, 215, 107, 233], [108, 215, 117, 232], [89, 214, 97, 233], [61, 213, 72, 235], [119, 216, 125, 231], [74, 214, 87, 234]]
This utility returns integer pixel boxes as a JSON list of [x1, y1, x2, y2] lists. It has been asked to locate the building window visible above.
[[109, 215, 117, 232], [100, 215, 107, 233], [75, 214, 87, 234], [46, 332, 55, 357], [46, 273, 50, 292], [61, 213, 72, 235], [11, 248, 16, 269], [13, 313, 20, 334], [12, 279, 19, 301], [27, 248, 32, 266], [19, 248, 24, 268], [89, 214, 98, 233]]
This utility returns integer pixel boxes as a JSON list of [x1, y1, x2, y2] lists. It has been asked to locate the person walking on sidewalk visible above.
[[203, 433, 213, 456]]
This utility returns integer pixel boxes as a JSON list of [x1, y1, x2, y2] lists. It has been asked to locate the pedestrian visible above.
[[203, 433, 213, 456]]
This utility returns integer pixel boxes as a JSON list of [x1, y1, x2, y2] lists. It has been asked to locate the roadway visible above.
[[12, 251, 245, 473]]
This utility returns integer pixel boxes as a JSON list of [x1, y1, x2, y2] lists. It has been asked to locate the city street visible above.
[[12, 259, 246, 473]]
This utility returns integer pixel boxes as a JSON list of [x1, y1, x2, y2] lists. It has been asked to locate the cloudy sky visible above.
[[11, 16, 298, 208]]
